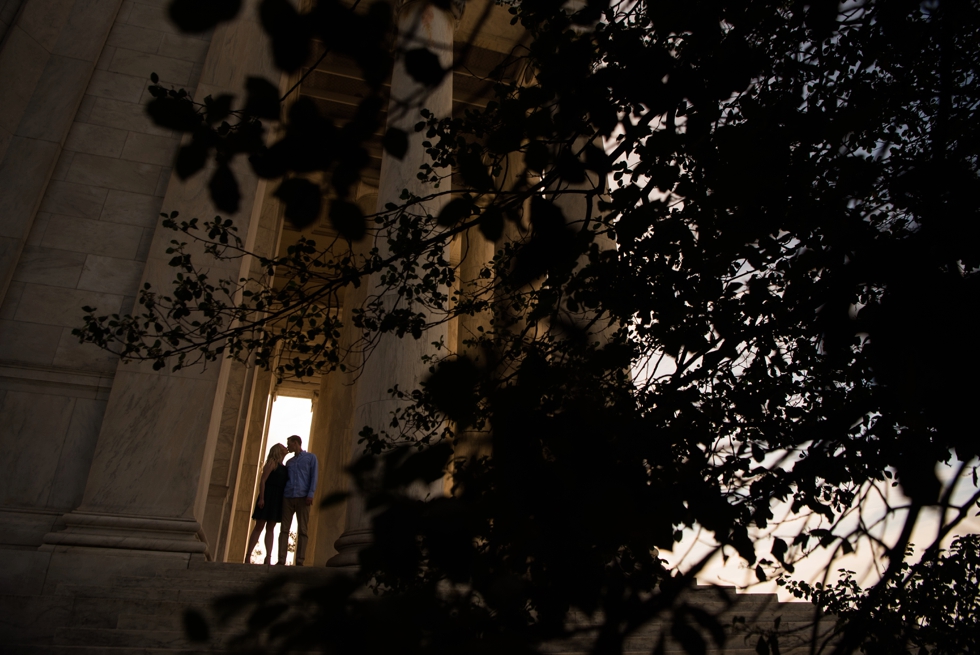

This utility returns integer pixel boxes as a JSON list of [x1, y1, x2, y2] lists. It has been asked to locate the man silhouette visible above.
[[278, 435, 318, 566]]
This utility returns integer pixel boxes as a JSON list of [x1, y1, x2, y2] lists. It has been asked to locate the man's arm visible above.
[[305, 454, 319, 505]]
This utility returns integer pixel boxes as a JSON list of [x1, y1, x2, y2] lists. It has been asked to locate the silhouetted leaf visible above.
[[404, 48, 445, 86], [556, 150, 586, 184], [437, 197, 473, 226], [175, 141, 209, 180], [209, 164, 240, 214], [320, 491, 349, 508], [771, 537, 788, 563], [146, 97, 202, 132], [382, 127, 409, 159], [583, 143, 611, 174], [386, 442, 453, 487], [524, 141, 550, 172], [204, 94, 234, 124], [169, 0, 241, 33], [261, 0, 312, 71], [275, 178, 322, 229], [249, 143, 288, 179], [244, 77, 281, 120], [479, 207, 504, 242], [183, 609, 210, 642], [424, 357, 480, 428], [458, 149, 492, 191], [329, 200, 366, 241], [895, 454, 941, 503]]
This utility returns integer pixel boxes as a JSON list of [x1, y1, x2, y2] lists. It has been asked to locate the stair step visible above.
[[109, 574, 260, 592], [114, 613, 244, 632], [175, 561, 340, 582], [56, 584, 178, 601], [4, 647, 212, 655], [54, 627, 202, 649], [0, 594, 74, 643], [55, 584, 255, 604], [68, 598, 214, 630], [3, 562, 833, 654]]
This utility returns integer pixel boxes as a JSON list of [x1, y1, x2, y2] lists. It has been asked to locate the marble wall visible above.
[[0, 0, 212, 555], [43, 0, 280, 561]]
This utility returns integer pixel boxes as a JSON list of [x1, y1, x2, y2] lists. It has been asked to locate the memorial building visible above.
[[0, 0, 830, 650]]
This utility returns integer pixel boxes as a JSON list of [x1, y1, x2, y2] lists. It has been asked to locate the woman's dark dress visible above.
[[251, 463, 288, 522]]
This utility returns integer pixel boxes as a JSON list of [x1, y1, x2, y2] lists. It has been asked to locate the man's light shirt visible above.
[[283, 451, 318, 499]]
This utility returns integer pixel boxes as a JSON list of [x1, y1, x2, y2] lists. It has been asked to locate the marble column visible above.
[[549, 134, 616, 343], [328, 0, 461, 567], [0, 0, 124, 310], [224, 365, 276, 562], [38, 0, 280, 578]]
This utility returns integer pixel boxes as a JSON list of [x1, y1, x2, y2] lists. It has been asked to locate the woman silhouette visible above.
[[245, 443, 289, 564]]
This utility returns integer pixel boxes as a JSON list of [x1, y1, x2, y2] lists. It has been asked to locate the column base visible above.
[[42, 510, 209, 556], [325, 528, 372, 568]]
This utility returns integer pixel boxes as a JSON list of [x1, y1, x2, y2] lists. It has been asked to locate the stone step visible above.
[[114, 613, 245, 632], [54, 627, 201, 650], [70, 596, 283, 633], [50, 631, 824, 655], [175, 561, 340, 582], [109, 574, 261, 592], [11, 649, 318, 655], [540, 625, 834, 652], [3, 647, 212, 655], [69, 598, 213, 630], [622, 629, 835, 651], [55, 584, 223, 604], [563, 610, 826, 634], [547, 651, 816, 655], [109, 573, 337, 599], [547, 650, 808, 655], [0, 594, 74, 644], [115, 612, 188, 632]]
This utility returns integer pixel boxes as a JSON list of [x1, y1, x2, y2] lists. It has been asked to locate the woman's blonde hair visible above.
[[265, 443, 287, 467]]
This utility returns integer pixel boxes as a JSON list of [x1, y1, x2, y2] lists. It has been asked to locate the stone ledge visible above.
[[0, 361, 114, 397], [42, 512, 208, 554]]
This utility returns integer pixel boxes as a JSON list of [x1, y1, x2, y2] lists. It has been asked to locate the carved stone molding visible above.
[[42, 511, 209, 555]]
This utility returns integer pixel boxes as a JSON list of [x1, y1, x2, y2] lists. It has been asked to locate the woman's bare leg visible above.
[[263, 522, 276, 565], [246, 520, 266, 563]]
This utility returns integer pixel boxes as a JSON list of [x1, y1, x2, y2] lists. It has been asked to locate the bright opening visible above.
[[250, 395, 313, 565]]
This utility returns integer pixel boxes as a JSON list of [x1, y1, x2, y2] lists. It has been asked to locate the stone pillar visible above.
[[0, 0, 123, 310], [306, 187, 377, 566], [451, 227, 494, 472], [218, 179, 287, 562], [38, 0, 280, 578], [200, 359, 255, 558], [327, 0, 460, 567], [549, 134, 616, 343], [223, 365, 276, 562]]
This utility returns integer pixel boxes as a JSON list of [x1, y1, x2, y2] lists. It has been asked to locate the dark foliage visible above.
[[784, 536, 980, 654], [75, 0, 980, 653]]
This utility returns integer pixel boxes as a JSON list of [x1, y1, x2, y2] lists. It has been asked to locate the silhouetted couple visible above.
[[246, 435, 318, 565]]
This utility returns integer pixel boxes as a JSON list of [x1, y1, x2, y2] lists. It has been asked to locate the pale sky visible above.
[[661, 457, 980, 601]]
